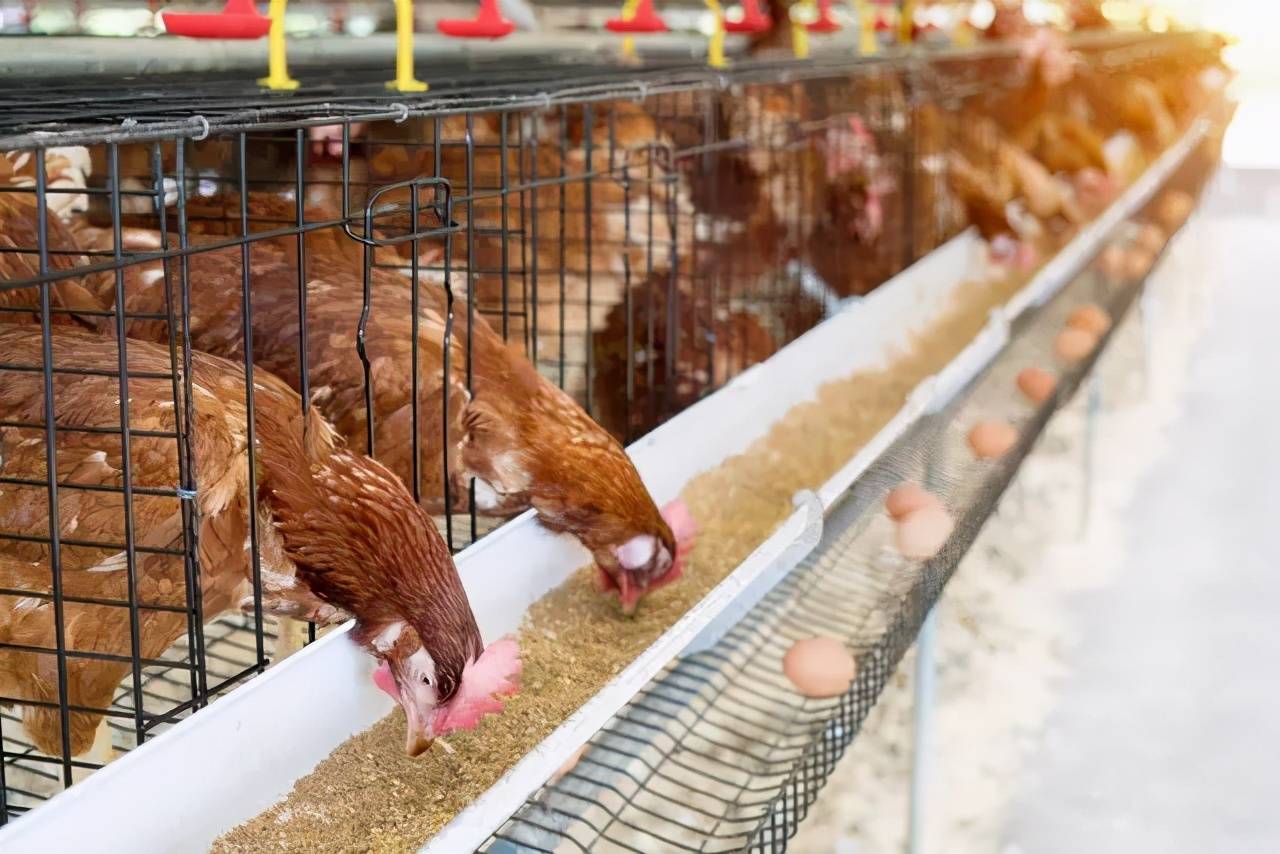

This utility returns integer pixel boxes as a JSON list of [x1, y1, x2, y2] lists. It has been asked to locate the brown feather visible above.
[[96, 237, 680, 606], [0, 325, 482, 753]]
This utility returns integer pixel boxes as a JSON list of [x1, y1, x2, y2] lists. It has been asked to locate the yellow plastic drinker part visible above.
[[852, 0, 877, 55], [899, 0, 916, 45], [790, 0, 814, 59], [619, 0, 640, 58], [388, 0, 428, 92], [705, 0, 727, 68], [258, 0, 299, 90]]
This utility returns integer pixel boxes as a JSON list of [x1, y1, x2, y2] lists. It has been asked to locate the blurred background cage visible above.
[[0, 27, 1220, 824]]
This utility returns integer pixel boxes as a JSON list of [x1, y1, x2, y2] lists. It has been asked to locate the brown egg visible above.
[[1097, 244, 1127, 282], [549, 744, 589, 785], [1124, 247, 1155, 280], [1017, 367, 1057, 403], [1067, 304, 1111, 336], [783, 637, 858, 699], [884, 482, 942, 521], [1055, 327, 1099, 363], [895, 503, 955, 560], [1155, 189, 1194, 230], [1135, 222, 1165, 254], [967, 420, 1019, 460]]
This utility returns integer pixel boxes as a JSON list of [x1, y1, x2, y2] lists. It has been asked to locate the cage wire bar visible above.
[[0, 31, 1222, 824]]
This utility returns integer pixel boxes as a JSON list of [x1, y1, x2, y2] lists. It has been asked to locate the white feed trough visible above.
[[0, 117, 1206, 853]]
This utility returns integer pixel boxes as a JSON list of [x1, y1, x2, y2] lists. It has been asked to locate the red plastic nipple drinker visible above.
[[606, 0, 668, 32], [438, 0, 515, 38], [806, 0, 840, 33], [161, 0, 271, 38], [724, 0, 771, 33]]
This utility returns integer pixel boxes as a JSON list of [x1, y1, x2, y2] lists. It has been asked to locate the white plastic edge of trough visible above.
[[0, 117, 1207, 849]]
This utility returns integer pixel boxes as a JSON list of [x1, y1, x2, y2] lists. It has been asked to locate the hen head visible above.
[[322, 461, 504, 757], [989, 234, 1039, 272], [370, 633, 521, 754], [822, 116, 876, 182], [588, 498, 698, 616], [1020, 29, 1079, 89], [463, 400, 698, 614], [459, 340, 700, 614]]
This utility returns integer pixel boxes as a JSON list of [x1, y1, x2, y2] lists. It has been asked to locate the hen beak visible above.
[[405, 729, 434, 758], [617, 572, 642, 617], [613, 557, 682, 616], [594, 562, 637, 616], [403, 708, 435, 757]]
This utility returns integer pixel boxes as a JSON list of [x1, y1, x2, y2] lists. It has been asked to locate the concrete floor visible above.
[[1002, 170, 1280, 854]]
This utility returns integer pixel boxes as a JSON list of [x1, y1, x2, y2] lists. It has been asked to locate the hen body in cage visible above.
[[1, 152, 106, 328], [591, 268, 779, 442], [358, 107, 691, 403], [0, 327, 259, 757], [83, 238, 686, 613], [0, 322, 504, 763]]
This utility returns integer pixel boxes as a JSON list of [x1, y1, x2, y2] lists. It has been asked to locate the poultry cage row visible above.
[[0, 28, 1225, 827]]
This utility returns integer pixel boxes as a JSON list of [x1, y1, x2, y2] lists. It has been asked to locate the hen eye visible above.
[[421, 675, 431, 686]]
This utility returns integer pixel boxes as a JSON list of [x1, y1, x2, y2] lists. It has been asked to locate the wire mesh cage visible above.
[[0, 29, 1226, 828]]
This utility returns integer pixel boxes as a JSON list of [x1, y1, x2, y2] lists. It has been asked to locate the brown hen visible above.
[[363, 108, 690, 402], [591, 269, 777, 442], [94, 243, 691, 613], [0, 325, 501, 756]]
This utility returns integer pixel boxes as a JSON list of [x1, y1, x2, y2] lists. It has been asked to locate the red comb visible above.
[[432, 636, 522, 735], [822, 116, 874, 180], [661, 499, 697, 555], [372, 661, 398, 699], [1015, 242, 1039, 272]]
